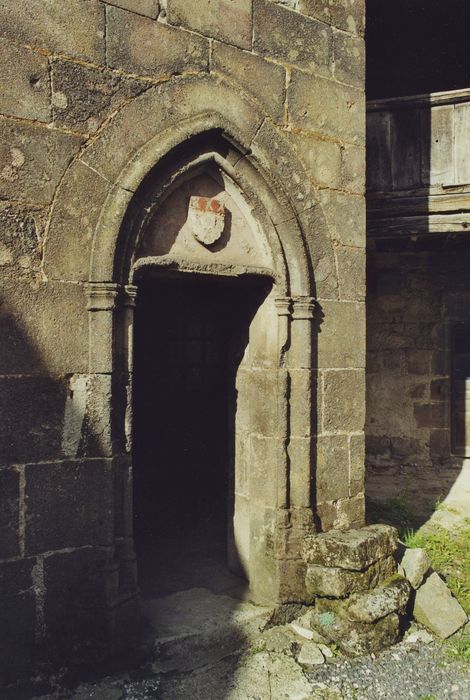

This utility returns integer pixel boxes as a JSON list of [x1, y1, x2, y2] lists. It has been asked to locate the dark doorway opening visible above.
[[132, 273, 270, 598]]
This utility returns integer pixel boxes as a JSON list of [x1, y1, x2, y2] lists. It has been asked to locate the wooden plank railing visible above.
[[367, 88, 470, 236]]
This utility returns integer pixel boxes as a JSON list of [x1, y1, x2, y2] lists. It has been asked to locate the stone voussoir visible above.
[[302, 524, 399, 571]]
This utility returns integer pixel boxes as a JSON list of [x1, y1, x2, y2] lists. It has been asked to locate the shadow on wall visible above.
[[0, 297, 124, 686], [0, 277, 272, 696], [365, 88, 470, 531]]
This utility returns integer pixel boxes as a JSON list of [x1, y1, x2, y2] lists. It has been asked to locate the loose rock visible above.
[[404, 628, 434, 645], [262, 626, 298, 656], [346, 578, 410, 623], [297, 641, 325, 669], [401, 547, 432, 589], [291, 621, 315, 640], [310, 606, 401, 656], [413, 572, 468, 638]]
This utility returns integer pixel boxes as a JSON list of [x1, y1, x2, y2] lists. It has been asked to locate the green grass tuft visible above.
[[446, 633, 470, 665], [404, 522, 470, 615]]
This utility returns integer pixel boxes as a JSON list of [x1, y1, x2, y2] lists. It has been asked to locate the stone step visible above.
[[141, 587, 274, 673]]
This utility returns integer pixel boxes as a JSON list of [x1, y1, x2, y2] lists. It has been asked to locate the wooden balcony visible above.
[[367, 88, 470, 237]]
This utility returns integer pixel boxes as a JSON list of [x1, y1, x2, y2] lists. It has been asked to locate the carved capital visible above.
[[275, 297, 293, 317], [123, 285, 138, 308], [291, 297, 316, 321], [85, 282, 120, 312]]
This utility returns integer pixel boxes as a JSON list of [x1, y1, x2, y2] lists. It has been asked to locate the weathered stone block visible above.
[[0, 468, 20, 559], [0, 590, 35, 683], [429, 429, 451, 461], [0, 203, 46, 280], [316, 493, 365, 531], [341, 144, 365, 194], [24, 460, 113, 555], [317, 300, 365, 368], [251, 119, 316, 212], [316, 434, 350, 503], [45, 159, 111, 281], [0, 0, 105, 62], [322, 369, 365, 433], [290, 132, 342, 189], [349, 433, 365, 497], [212, 41, 286, 122], [0, 377, 66, 463], [51, 59, 146, 133], [253, 0, 331, 76], [298, 0, 364, 35], [332, 28, 364, 88], [43, 547, 115, 659], [107, 7, 209, 77], [0, 40, 50, 121], [168, 0, 252, 49], [289, 369, 314, 437], [103, 0, 159, 17], [335, 245, 365, 301], [0, 558, 35, 597], [346, 578, 410, 622], [310, 606, 400, 656], [0, 281, 88, 375], [113, 455, 133, 538], [288, 70, 364, 143], [414, 402, 445, 429], [302, 524, 398, 570], [319, 189, 365, 247], [0, 560, 36, 681], [79, 374, 116, 457], [401, 548, 432, 589], [0, 120, 83, 204], [430, 378, 448, 400], [413, 572, 467, 638], [305, 555, 397, 599], [249, 435, 278, 506], [281, 212, 336, 302], [243, 368, 278, 437]]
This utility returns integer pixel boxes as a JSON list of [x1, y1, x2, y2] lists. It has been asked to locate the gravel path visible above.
[[305, 639, 470, 699], [23, 636, 469, 700]]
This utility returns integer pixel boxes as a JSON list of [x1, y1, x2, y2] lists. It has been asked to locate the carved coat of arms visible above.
[[188, 196, 225, 246]]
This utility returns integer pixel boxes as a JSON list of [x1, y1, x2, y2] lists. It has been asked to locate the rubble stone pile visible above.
[[298, 524, 468, 655]]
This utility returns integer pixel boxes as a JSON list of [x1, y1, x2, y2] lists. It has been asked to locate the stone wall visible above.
[[0, 0, 365, 679], [366, 235, 470, 519]]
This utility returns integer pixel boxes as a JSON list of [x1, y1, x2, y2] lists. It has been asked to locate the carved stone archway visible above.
[[45, 74, 335, 607]]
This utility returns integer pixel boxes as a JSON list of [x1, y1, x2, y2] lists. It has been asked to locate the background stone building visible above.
[[0, 0, 366, 680], [366, 0, 470, 522]]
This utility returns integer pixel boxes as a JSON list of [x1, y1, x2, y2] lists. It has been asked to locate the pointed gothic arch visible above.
[[44, 74, 334, 603]]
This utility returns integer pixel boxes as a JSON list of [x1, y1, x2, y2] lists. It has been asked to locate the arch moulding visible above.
[[45, 74, 333, 604]]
